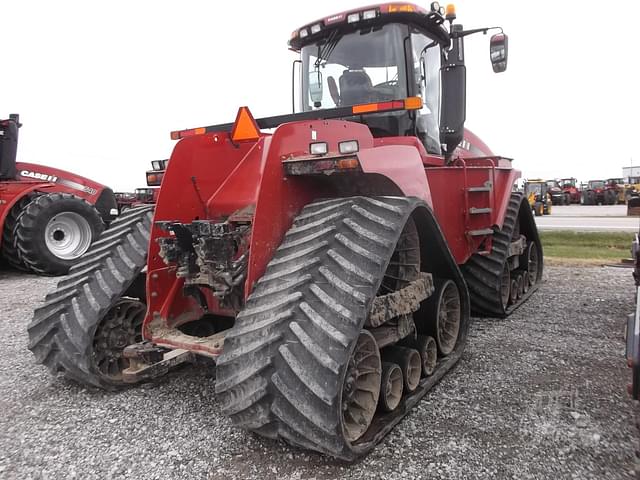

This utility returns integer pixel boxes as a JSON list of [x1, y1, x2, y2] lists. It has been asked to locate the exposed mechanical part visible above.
[[27, 206, 153, 388], [157, 218, 250, 310], [379, 362, 403, 412]]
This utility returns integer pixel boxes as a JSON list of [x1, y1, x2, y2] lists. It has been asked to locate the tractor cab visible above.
[[0, 114, 19, 180], [290, 3, 508, 158]]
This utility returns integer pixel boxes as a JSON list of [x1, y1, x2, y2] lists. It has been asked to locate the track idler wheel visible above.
[[516, 274, 525, 300], [425, 279, 461, 356], [342, 330, 382, 443], [383, 346, 421, 394], [379, 362, 403, 412], [509, 279, 518, 305]]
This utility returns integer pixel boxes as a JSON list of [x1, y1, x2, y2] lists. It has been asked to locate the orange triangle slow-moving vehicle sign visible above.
[[230, 106, 261, 142]]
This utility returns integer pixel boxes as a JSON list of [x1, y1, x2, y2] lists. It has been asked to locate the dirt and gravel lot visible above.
[[0, 265, 637, 479]]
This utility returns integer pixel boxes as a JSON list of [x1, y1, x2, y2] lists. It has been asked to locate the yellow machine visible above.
[[524, 179, 552, 216]]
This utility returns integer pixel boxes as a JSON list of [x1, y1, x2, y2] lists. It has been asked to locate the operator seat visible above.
[[339, 69, 372, 106]]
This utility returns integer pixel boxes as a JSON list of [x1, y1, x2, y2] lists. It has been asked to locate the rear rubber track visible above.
[[215, 196, 465, 460], [462, 192, 542, 317], [27, 205, 153, 389], [1, 192, 40, 270]]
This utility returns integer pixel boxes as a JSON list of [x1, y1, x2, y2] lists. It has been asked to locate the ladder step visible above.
[[468, 228, 494, 237], [467, 186, 492, 192], [469, 207, 492, 215]]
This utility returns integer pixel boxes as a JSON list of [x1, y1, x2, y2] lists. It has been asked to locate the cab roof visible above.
[[288, 2, 450, 51]]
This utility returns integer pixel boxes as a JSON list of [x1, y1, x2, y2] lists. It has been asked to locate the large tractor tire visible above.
[[1, 192, 40, 271], [604, 189, 618, 206], [15, 193, 104, 275], [27, 206, 153, 389], [582, 190, 595, 206], [534, 202, 544, 217], [215, 196, 468, 460], [462, 192, 543, 317]]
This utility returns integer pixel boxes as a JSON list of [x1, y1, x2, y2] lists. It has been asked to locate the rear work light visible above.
[[299, 28, 309, 38], [310, 142, 328, 155], [347, 13, 360, 23], [151, 160, 163, 170], [339, 140, 359, 154], [310, 23, 322, 34]]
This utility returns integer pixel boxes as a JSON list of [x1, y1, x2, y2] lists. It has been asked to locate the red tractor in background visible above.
[[604, 177, 626, 205], [545, 179, 564, 206], [581, 179, 607, 205], [0, 114, 118, 275], [114, 160, 166, 213], [28, 3, 543, 460], [559, 177, 581, 204]]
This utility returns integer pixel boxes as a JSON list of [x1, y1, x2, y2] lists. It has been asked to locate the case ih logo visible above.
[[20, 170, 98, 195], [20, 170, 58, 182]]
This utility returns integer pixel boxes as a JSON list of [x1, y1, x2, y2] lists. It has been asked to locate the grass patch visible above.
[[539, 231, 634, 261]]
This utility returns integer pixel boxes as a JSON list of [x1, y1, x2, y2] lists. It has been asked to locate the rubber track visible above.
[[27, 206, 153, 389], [1, 193, 39, 270], [15, 193, 104, 275], [461, 192, 541, 317], [216, 196, 423, 460]]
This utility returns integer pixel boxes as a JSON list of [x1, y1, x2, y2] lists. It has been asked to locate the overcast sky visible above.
[[3, 0, 639, 190]]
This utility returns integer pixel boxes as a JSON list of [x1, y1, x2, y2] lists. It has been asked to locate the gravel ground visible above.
[[0, 265, 637, 479]]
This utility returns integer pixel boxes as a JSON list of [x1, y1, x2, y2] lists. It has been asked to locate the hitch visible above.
[[122, 341, 194, 383]]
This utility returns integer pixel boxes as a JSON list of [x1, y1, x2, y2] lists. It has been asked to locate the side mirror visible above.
[[490, 33, 508, 73], [309, 70, 323, 107]]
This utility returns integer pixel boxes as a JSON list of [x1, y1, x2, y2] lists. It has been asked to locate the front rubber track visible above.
[[461, 192, 543, 317], [15, 193, 105, 275], [27, 206, 153, 389], [215, 196, 467, 460]]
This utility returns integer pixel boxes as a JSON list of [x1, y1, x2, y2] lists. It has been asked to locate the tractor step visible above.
[[122, 343, 194, 383], [467, 186, 492, 192], [469, 207, 492, 215], [468, 228, 494, 237]]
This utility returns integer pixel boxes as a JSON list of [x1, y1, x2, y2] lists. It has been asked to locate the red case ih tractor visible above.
[[0, 114, 118, 275], [559, 177, 581, 204], [28, 4, 543, 460]]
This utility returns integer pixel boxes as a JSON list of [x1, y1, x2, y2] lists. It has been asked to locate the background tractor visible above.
[[545, 179, 564, 206], [525, 179, 552, 216], [28, 3, 543, 460], [581, 179, 606, 205], [604, 177, 626, 205], [559, 177, 581, 204], [0, 114, 118, 275]]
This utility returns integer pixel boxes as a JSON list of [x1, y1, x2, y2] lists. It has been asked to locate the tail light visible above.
[[146, 171, 164, 186]]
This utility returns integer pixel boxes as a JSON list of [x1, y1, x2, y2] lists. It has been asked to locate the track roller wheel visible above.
[[516, 274, 525, 299], [509, 279, 518, 305], [417, 335, 437, 376], [526, 242, 541, 285], [425, 279, 461, 356], [383, 346, 421, 394], [379, 362, 403, 412], [27, 206, 153, 389], [522, 271, 530, 294]]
